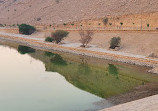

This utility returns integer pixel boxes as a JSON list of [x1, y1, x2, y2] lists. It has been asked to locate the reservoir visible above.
[[0, 41, 158, 111]]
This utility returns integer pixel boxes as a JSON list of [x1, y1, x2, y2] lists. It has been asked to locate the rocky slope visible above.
[[0, 0, 158, 25]]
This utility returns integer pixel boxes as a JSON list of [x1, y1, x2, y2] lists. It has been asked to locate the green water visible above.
[[0, 41, 158, 111], [30, 50, 158, 98]]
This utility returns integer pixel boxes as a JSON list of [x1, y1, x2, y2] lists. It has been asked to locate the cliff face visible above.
[[0, 0, 158, 25]]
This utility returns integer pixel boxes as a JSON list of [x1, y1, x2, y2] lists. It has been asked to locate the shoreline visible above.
[[1, 32, 158, 111], [0, 33, 158, 74]]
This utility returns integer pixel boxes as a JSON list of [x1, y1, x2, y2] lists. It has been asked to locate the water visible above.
[[0, 41, 158, 111], [0, 45, 111, 111]]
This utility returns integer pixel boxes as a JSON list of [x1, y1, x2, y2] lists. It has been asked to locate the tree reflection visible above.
[[50, 53, 67, 66], [44, 51, 56, 57], [18, 45, 35, 54], [77, 57, 91, 75], [108, 64, 118, 76]]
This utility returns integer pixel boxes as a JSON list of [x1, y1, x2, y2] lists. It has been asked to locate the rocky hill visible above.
[[0, 0, 158, 25]]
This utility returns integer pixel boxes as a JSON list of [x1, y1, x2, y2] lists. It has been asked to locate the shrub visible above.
[[103, 18, 108, 25], [63, 23, 67, 26], [109, 23, 112, 26], [120, 22, 123, 26], [51, 30, 69, 44], [37, 18, 41, 21], [18, 45, 35, 54], [56, 0, 59, 4], [109, 37, 121, 49], [19, 24, 36, 35], [79, 30, 94, 48], [0, 24, 3, 27], [147, 24, 150, 27], [45, 37, 54, 42]]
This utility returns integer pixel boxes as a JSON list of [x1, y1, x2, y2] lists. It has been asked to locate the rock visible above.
[[148, 67, 158, 74]]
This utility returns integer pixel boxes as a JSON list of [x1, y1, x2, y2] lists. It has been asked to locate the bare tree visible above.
[[79, 30, 94, 48]]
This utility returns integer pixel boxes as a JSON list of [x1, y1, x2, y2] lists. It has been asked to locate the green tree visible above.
[[51, 30, 69, 44], [19, 24, 36, 35]]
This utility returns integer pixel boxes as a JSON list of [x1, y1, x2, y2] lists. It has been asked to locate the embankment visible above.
[[0, 32, 158, 74]]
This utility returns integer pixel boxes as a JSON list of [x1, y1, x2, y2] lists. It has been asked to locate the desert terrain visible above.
[[0, 0, 158, 110], [0, 0, 158, 25]]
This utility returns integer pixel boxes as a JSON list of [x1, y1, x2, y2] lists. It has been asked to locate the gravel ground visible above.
[[100, 94, 158, 111]]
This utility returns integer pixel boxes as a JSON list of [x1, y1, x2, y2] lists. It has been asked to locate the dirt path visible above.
[[0, 32, 45, 41]]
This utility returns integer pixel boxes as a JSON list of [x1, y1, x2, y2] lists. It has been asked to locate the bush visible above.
[[19, 24, 36, 35], [56, 0, 59, 4], [45, 37, 54, 42], [120, 22, 123, 26], [109, 23, 112, 26], [103, 18, 108, 25], [0, 24, 3, 27], [51, 30, 69, 44], [109, 37, 121, 49], [37, 18, 41, 21], [63, 23, 67, 26]]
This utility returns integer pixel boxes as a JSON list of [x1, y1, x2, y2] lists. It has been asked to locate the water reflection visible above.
[[50, 54, 67, 66], [108, 64, 119, 79], [44, 51, 56, 57], [77, 57, 91, 75], [36, 51, 149, 98], [18, 45, 35, 54], [0, 45, 107, 111], [2, 42, 158, 99], [108, 64, 118, 76], [44, 51, 67, 66]]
